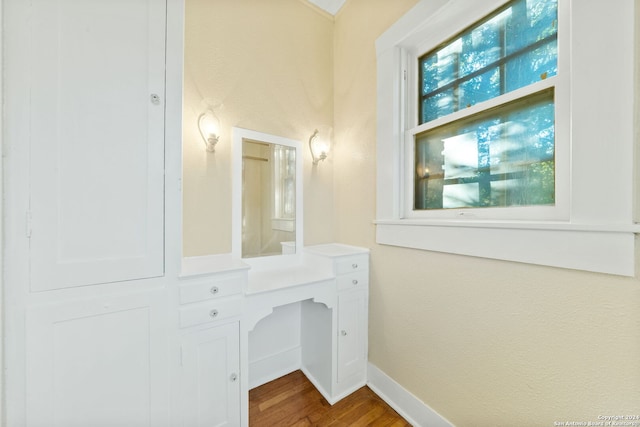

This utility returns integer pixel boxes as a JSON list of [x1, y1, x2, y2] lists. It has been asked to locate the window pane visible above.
[[419, 0, 557, 124], [459, 67, 500, 110], [414, 89, 555, 210], [421, 89, 455, 123]]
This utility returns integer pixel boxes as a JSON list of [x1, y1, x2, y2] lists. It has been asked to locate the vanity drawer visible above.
[[179, 297, 242, 328], [335, 256, 369, 276], [179, 275, 244, 305], [336, 271, 368, 291]]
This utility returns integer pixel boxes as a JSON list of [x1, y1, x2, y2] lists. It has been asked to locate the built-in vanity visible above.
[[174, 126, 370, 426], [178, 244, 369, 426]]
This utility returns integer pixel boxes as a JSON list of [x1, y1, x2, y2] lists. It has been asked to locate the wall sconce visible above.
[[198, 109, 221, 152], [309, 129, 331, 165]]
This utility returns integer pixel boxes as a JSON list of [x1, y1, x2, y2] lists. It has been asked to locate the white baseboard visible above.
[[367, 362, 454, 427], [249, 346, 301, 390], [300, 366, 334, 404]]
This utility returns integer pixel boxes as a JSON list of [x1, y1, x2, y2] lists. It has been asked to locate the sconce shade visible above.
[[198, 109, 220, 152], [309, 129, 331, 165]]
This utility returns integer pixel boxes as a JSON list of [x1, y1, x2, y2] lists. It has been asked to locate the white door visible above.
[[25, 290, 169, 427], [181, 323, 241, 427], [337, 291, 368, 383], [27, 0, 167, 291]]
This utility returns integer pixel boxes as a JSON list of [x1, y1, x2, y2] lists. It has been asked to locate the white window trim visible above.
[[375, 0, 640, 276]]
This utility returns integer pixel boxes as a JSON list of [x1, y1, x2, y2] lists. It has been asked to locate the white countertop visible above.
[[244, 265, 334, 295]]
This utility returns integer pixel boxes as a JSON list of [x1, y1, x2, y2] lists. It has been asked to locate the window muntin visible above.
[[419, 0, 558, 124], [414, 88, 554, 210]]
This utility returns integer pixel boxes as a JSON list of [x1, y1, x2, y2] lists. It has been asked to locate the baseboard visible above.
[[367, 362, 454, 427], [249, 346, 301, 390], [300, 366, 335, 405]]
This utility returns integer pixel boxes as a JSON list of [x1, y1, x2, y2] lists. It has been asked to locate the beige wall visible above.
[[183, 0, 335, 256], [185, 0, 640, 424], [334, 0, 640, 426]]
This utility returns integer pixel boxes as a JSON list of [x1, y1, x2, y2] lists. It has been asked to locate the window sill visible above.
[[375, 219, 638, 276]]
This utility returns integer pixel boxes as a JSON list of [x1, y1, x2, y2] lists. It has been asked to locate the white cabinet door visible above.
[[25, 289, 169, 427], [337, 291, 368, 383], [26, 0, 166, 291], [181, 323, 241, 427]]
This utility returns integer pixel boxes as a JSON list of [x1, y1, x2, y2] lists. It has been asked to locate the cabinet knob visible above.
[[352, 279, 358, 285], [229, 373, 238, 382], [209, 309, 219, 318], [150, 93, 161, 105], [341, 330, 347, 336], [210, 286, 219, 295], [352, 263, 358, 269]]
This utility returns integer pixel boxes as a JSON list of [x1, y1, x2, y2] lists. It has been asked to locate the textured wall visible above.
[[184, 0, 640, 424], [183, 0, 335, 256], [334, 0, 640, 425]]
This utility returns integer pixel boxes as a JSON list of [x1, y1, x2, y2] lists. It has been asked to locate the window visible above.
[[413, 0, 558, 213], [375, 0, 638, 276], [415, 89, 555, 210]]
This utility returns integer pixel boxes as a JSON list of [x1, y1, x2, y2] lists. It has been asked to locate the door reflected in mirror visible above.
[[242, 140, 296, 258]]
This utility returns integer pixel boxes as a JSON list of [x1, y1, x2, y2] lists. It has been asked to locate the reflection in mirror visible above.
[[232, 128, 303, 262], [242, 140, 296, 258]]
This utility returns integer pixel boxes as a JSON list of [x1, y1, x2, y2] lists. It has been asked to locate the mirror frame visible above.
[[232, 127, 304, 267]]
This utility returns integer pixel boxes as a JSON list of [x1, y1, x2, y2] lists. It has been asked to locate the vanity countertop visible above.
[[244, 265, 334, 295], [180, 244, 369, 290]]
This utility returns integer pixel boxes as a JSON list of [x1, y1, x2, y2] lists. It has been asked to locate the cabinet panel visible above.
[[337, 291, 368, 383], [179, 274, 244, 304], [181, 323, 240, 427], [26, 290, 169, 427], [28, 0, 167, 291], [336, 271, 368, 292], [335, 255, 369, 275], [179, 297, 242, 329]]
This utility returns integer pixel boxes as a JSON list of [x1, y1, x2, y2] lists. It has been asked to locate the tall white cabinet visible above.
[[25, 0, 167, 291], [4, 0, 183, 426]]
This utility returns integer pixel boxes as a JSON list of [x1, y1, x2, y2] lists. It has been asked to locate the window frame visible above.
[[404, 0, 567, 221], [375, 0, 639, 276]]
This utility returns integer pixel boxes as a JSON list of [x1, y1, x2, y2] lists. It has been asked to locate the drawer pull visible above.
[[229, 373, 238, 382], [209, 309, 219, 318], [210, 286, 219, 295], [352, 279, 358, 285], [341, 330, 347, 336], [352, 263, 358, 269]]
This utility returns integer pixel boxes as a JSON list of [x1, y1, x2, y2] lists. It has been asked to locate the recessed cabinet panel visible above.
[[337, 291, 368, 383], [181, 323, 241, 427], [28, 0, 167, 290], [26, 290, 169, 427]]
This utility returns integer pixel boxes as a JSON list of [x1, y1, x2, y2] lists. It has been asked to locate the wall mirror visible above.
[[232, 128, 303, 263]]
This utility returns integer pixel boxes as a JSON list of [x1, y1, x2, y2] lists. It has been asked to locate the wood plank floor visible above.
[[249, 370, 412, 427]]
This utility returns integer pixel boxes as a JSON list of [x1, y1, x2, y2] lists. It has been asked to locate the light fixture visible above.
[[198, 109, 221, 152], [309, 129, 331, 165]]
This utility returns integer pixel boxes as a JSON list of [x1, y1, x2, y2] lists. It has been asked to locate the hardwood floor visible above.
[[249, 370, 412, 427]]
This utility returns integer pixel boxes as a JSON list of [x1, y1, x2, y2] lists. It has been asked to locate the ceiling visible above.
[[306, 0, 347, 15]]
